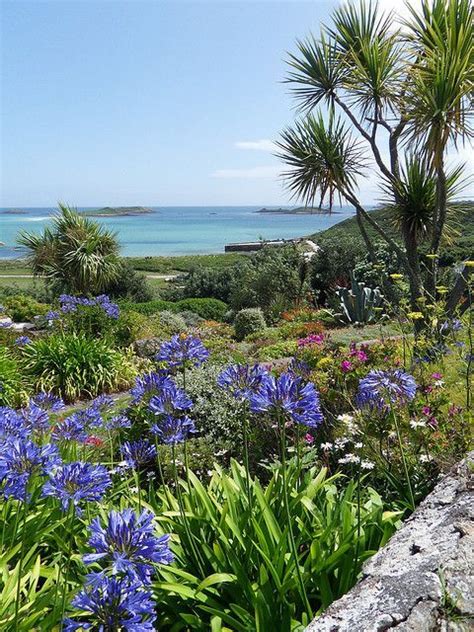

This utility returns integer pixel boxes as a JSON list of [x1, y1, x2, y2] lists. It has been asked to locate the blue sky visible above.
[[1, 0, 472, 207]]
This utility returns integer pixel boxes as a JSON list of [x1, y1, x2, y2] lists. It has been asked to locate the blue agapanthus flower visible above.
[[0, 407, 27, 442], [59, 294, 120, 320], [19, 401, 50, 433], [32, 391, 65, 412], [250, 372, 323, 428], [155, 334, 209, 370], [45, 310, 60, 325], [288, 357, 312, 380], [91, 394, 115, 412], [64, 575, 156, 631], [357, 369, 417, 410], [105, 414, 131, 431], [51, 414, 88, 443], [217, 364, 270, 401], [130, 372, 175, 404], [83, 509, 173, 584], [43, 462, 111, 512], [150, 414, 196, 445], [14, 335, 32, 346], [0, 438, 60, 500], [120, 440, 157, 470], [148, 382, 192, 417]]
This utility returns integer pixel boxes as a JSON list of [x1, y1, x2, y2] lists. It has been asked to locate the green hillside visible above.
[[313, 202, 474, 264]]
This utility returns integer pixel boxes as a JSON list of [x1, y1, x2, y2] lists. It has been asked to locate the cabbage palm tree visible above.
[[279, 0, 473, 309], [18, 203, 120, 294]]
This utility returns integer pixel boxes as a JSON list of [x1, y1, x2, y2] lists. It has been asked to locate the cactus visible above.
[[336, 272, 383, 325]]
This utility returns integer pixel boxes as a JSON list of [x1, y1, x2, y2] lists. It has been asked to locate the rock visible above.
[[306, 453, 474, 632]]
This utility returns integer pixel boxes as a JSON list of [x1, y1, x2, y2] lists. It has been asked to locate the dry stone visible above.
[[306, 453, 474, 632]]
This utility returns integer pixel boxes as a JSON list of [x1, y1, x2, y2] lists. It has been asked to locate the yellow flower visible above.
[[426, 254, 438, 259], [436, 286, 448, 294], [390, 273, 403, 280], [465, 261, 474, 268], [407, 311, 424, 320]]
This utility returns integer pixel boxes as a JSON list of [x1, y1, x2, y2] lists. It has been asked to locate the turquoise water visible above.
[[0, 206, 357, 259]]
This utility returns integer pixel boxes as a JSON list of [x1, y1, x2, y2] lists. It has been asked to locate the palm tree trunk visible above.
[[427, 159, 447, 295]]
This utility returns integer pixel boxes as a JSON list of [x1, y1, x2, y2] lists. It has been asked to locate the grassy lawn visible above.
[[328, 322, 401, 345], [126, 253, 246, 273], [0, 277, 44, 291]]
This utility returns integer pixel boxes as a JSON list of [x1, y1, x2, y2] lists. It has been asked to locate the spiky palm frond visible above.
[[381, 156, 467, 242], [276, 111, 366, 209], [401, 0, 473, 161], [17, 204, 120, 294], [286, 33, 344, 112]]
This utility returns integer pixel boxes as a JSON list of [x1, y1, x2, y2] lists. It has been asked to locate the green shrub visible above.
[[0, 347, 29, 406], [234, 307, 266, 341], [22, 332, 136, 401], [175, 298, 227, 321], [258, 340, 299, 360], [177, 310, 204, 327], [2, 295, 49, 322], [152, 462, 399, 630], [108, 260, 156, 302], [155, 310, 188, 334], [120, 299, 175, 315], [113, 310, 156, 346]]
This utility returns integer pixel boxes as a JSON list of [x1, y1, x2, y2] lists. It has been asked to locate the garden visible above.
[[0, 0, 473, 630]]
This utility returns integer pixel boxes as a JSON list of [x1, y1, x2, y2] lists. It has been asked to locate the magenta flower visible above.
[[340, 360, 353, 373]]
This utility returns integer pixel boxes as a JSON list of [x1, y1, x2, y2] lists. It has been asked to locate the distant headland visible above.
[[1, 209, 29, 215], [256, 207, 339, 215], [80, 206, 154, 217]]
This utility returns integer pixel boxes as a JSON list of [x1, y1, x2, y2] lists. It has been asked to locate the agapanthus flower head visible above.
[[105, 414, 131, 431], [250, 372, 323, 428], [83, 509, 173, 584], [155, 334, 209, 370], [150, 414, 196, 445], [0, 438, 60, 500], [45, 310, 60, 325], [288, 357, 312, 380], [64, 575, 156, 631], [217, 364, 270, 401], [130, 372, 175, 404], [73, 405, 104, 429], [91, 394, 115, 412], [0, 406, 27, 442], [59, 294, 120, 319], [32, 391, 65, 412], [43, 461, 111, 513], [357, 369, 417, 410], [51, 414, 88, 443], [120, 440, 157, 470], [19, 401, 50, 433], [14, 335, 32, 346], [0, 321, 12, 329], [148, 382, 192, 417]]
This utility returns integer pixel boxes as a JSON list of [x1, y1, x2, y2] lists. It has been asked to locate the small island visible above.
[[256, 207, 339, 215], [1, 209, 29, 215], [81, 206, 154, 217]]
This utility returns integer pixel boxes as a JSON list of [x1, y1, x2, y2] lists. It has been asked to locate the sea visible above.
[[0, 206, 357, 259]]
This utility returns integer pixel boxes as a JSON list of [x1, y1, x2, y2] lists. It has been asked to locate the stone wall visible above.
[[306, 453, 474, 632]]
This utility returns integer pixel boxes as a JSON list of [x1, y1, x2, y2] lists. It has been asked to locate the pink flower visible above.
[[84, 436, 104, 448], [421, 406, 431, 416], [340, 360, 353, 373], [304, 433, 314, 444], [297, 333, 325, 348], [431, 372, 442, 380], [356, 350, 368, 362]]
